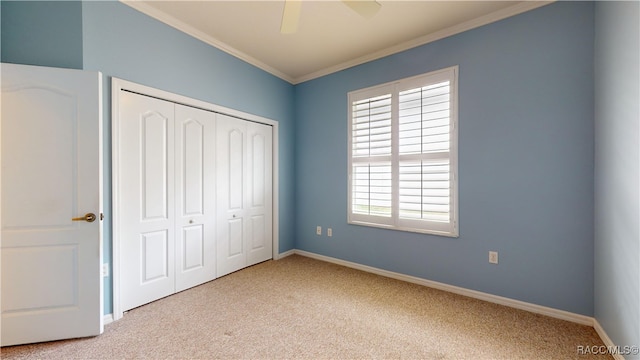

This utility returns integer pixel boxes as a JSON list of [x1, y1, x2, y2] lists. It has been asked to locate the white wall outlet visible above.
[[102, 263, 109, 277], [327, 228, 333, 237], [489, 251, 498, 264], [316, 226, 322, 235]]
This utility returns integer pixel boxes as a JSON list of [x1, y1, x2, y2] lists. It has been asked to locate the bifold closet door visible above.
[[174, 104, 216, 293], [118, 92, 216, 311], [216, 114, 273, 277], [119, 91, 176, 311]]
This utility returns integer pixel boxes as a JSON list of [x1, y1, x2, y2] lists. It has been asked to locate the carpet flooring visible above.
[[1, 254, 611, 359]]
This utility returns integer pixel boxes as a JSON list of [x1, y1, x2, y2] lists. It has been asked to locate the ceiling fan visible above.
[[281, 0, 382, 34]]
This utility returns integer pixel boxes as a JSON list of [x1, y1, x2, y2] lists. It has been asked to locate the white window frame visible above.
[[347, 66, 459, 237]]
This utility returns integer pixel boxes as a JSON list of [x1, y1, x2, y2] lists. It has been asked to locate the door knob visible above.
[[72, 213, 97, 223]]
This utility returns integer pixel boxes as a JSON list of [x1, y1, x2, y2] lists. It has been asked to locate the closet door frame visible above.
[[111, 78, 280, 321]]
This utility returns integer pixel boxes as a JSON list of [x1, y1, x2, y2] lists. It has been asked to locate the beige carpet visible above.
[[1, 255, 611, 359]]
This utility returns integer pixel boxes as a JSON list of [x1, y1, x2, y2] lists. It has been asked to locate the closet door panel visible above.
[[141, 114, 170, 220], [175, 104, 216, 292], [250, 215, 266, 249], [217, 116, 273, 275], [141, 230, 169, 282], [228, 218, 244, 256], [182, 225, 204, 270], [216, 115, 248, 277], [228, 129, 244, 210], [182, 120, 204, 215], [247, 123, 273, 266], [119, 91, 175, 312]]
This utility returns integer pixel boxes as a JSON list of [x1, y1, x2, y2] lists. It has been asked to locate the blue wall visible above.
[[594, 1, 640, 357], [1, 1, 83, 69], [294, 2, 595, 315]]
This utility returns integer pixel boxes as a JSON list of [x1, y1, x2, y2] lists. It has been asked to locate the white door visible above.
[[118, 91, 176, 311], [216, 115, 272, 277], [0, 63, 103, 346], [174, 104, 216, 292], [246, 121, 273, 267]]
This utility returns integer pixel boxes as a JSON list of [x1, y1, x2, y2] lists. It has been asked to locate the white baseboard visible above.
[[594, 320, 626, 360], [103, 314, 114, 326], [294, 249, 594, 326], [275, 249, 295, 260]]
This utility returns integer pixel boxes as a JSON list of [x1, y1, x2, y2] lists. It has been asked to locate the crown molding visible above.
[[120, 1, 553, 85], [293, 1, 553, 84]]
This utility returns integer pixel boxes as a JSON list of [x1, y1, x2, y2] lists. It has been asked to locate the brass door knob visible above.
[[72, 213, 97, 223]]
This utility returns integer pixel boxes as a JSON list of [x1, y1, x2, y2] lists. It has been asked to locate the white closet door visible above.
[[119, 91, 176, 311], [216, 115, 272, 277], [174, 104, 216, 292], [246, 122, 273, 267], [216, 115, 247, 276]]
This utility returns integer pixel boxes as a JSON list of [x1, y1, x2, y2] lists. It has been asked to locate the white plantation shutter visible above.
[[398, 82, 451, 155], [352, 163, 392, 217], [398, 160, 450, 222], [350, 92, 394, 224], [348, 66, 458, 236], [352, 94, 392, 157]]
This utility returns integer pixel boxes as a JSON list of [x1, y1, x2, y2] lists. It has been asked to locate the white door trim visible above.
[[111, 78, 280, 321]]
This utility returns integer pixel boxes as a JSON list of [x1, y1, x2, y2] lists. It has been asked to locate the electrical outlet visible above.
[[327, 228, 333, 237], [316, 226, 322, 235], [489, 251, 498, 264], [102, 263, 109, 277]]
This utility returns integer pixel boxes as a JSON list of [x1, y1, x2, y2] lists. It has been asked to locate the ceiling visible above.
[[122, 0, 551, 84]]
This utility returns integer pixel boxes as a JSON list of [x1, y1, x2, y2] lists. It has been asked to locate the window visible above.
[[348, 66, 458, 237]]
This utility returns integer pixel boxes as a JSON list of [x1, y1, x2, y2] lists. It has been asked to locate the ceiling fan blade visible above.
[[342, 0, 381, 19], [281, 0, 302, 34]]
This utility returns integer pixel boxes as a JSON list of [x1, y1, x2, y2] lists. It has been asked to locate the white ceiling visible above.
[[122, 0, 551, 84]]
